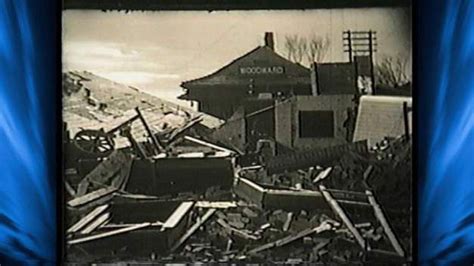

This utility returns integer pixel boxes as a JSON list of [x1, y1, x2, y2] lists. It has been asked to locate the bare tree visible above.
[[284, 34, 330, 65], [306, 35, 330, 63], [284, 35, 298, 63], [375, 55, 410, 87]]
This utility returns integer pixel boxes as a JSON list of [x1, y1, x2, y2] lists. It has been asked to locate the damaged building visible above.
[[179, 33, 313, 120], [63, 31, 412, 264]]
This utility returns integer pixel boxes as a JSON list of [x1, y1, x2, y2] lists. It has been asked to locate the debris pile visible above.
[[63, 72, 411, 264]]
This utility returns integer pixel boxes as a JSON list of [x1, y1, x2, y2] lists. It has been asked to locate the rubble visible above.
[[63, 73, 412, 264]]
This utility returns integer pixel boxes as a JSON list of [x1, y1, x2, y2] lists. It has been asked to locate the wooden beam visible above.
[[170, 208, 216, 252], [105, 114, 139, 134], [320, 185, 369, 251], [110, 158, 132, 190], [80, 212, 110, 234], [313, 167, 333, 183], [122, 125, 148, 159], [64, 181, 76, 197], [363, 165, 374, 181], [166, 116, 203, 144], [67, 205, 109, 234], [101, 221, 163, 229], [247, 222, 333, 255], [76, 150, 130, 196], [216, 218, 260, 241], [161, 201, 194, 230], [282, 212, 294, 232], [238, 178, 265, 193], [67, 187, 117, 208], [195, 201, 238, 209], [135, 107, 165, 154], [68, 222, 151, 245], [184, 135, 236, 154], [366, 190, 405, 257], [118, 159, 133, 191]]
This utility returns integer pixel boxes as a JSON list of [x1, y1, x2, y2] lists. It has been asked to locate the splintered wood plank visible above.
[[100, 221, 163, 229], [320, 185, 369, 251], [167, 117, 203, 143], [76, 150, 130, 196], [247, 222, 333, 255], [283, 212, 294, 232], [195, 201, 238, 209], [161, 201, 194, 230], [184, 135, 235, 154], [67, 204, 109, 234], [112, 158, 133, 190], [64, 181, 76, 197], [366, 190, 405, 257], [170, 208, 216, 252], [216, 218, 260, 241], [313, 167, 333, 183], [80, 212, 110, 234], [135, 107, 164, 153], [67, 187, 117, 208], [68, 222, 151, 245]]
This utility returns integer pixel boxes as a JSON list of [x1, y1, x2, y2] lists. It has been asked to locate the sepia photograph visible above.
[[62, 5, 412, 264]]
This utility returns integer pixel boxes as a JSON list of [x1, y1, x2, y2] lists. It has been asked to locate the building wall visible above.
[[353, 95, 412, 147], [209, 106, 247, 152], [275, 95, 355, 151], [274, 98, 294, 148]]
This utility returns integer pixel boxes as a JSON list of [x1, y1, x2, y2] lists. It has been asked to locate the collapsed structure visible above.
[[63, 32, 412, 264]]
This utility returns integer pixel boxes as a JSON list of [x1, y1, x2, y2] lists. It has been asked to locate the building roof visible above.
[[180, 46, 311, 92], [353, 95, 412, 147], [63, 71, 224, 148]]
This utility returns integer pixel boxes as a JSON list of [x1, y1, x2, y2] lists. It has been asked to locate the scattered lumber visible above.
[[195, 201, 238, 209], [320, 185, 369, 251], [247, 221, 335, 255], [313, 167, 333, 184], [184, 135, 235, 154], [366, 190, 405, 257], [282, 212, 293, 232], [170, 208, 216, 252], [101, 222, 163, 229], [68, 222, 151, 245], [80, 212, 110, 234], [64, 181, 76, 197], [67, 187, 117, 208], [135, 107, 165, 153], [161, 202, 195, 230], [216, 218, 260, 241], [67, 205, 109, 234], [76, 150, 131, 196]]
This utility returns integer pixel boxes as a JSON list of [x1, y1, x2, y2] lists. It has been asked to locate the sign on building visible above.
[[239, 66, 285, 75]]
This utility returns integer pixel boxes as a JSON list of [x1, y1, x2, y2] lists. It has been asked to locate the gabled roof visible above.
[[181, 46, 311, 89]]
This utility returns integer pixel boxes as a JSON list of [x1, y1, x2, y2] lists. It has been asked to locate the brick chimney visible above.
[[264, 32, 274, 51]]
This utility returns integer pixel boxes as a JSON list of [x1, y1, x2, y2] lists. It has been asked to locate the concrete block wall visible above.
[[275, 95, 355, 151]]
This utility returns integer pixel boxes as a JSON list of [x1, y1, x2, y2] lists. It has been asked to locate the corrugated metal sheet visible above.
[[353, 95, 412, 147]]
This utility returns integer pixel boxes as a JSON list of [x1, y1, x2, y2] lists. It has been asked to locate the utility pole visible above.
[[343, 30, 377, 94]]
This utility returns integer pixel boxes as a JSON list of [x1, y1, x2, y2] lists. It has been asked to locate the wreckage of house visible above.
[[63, 33, 412, 264]]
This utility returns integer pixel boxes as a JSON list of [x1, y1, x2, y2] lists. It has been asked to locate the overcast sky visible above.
[[63, 8, 411, 105]]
